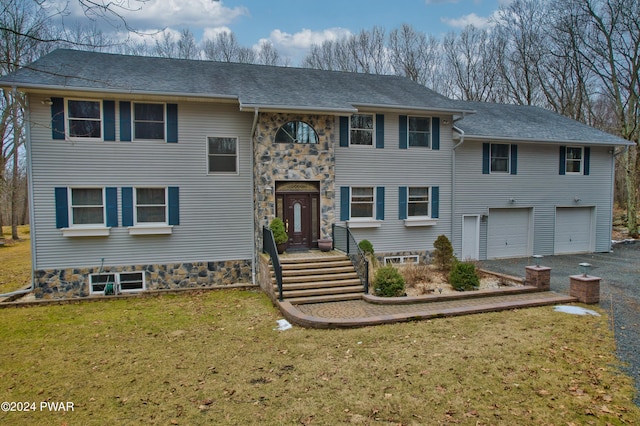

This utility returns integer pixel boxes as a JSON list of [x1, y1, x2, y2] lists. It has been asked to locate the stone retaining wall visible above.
[[34, 259, 252, 299]]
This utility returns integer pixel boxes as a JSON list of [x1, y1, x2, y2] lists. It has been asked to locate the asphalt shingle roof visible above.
[[0, 49, 471, 114], [456, 101, 630, 146]]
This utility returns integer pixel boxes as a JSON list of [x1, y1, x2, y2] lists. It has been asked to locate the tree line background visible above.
[[1, 0, 638, 240]]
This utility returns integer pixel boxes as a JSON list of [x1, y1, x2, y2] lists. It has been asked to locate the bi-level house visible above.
[[0, 49, 630, 299]]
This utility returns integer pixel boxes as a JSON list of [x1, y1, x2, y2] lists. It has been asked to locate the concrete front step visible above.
[[281, 278, 363, 291], [285, 292, 364, 305], [271, 253, 364, 303], [282, 272, 360, 284], [283, 285, 364, 299], [282, 265, 356, 276], [282, 260, 353, 270]]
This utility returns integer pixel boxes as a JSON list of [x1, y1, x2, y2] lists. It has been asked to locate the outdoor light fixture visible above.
[[574, 197, 581, 203], [533, 254, 543, 267], [509, 198, 516, 204], [41, 98, 53, 106], [579, 262, 591, 277]]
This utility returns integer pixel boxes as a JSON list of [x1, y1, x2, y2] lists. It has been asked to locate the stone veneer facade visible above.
[[253, 113, 336, 248], [34, 259, 252, 299]]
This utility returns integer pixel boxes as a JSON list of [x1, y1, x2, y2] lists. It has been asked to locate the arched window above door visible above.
[[275, 121, 319, 144]]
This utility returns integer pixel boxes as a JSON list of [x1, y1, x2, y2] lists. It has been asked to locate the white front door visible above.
[[461, 215, 480, 260]]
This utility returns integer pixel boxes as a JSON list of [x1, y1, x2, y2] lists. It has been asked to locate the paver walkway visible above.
[[278, 290, 576, 328]]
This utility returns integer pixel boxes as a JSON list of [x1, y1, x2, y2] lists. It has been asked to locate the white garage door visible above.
[[555, 207, 593, 254], [487, 208, 531, 259]]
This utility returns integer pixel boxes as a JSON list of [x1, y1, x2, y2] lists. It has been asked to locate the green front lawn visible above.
[[0, 290, 638, 425]]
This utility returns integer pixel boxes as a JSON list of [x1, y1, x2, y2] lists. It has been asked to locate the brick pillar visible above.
[[525, 266, 551, 290], [569, 275, 600, 304]]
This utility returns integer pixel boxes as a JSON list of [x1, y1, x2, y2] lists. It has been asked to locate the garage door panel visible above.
[[555, 207, 592, 254], [487, 208, 531, 259]]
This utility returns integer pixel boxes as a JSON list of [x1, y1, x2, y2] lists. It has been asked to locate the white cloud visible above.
[[259, 27, 352, 64], [53, 0, 247, 32], [202, 26, 233, 40], [441, 13, 493, 29]]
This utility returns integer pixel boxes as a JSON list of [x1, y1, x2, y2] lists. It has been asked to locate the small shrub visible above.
[[433, 235, 454, 271], [400, 263, 432, 287], [374, 265, 406, 297], [449, 261, 480, 291], [269, 218, 288, 244], [358, 239, 374, 255]]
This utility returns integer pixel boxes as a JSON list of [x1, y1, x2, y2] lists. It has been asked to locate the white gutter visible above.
[[451, 125, 465, 245], [462, 134, 633, 147], [1, 88, 36, 299], [353, 103, 475, 115], [239, 103, 357, 114]]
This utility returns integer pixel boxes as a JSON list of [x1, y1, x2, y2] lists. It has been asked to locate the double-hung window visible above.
[[350, 114, 374, 146], [70, 188, 105, 226], [67, 99, 102, 139], [490, 144, 510, 173], [208, 137, 238, 173], [350, 187, 374, 218], [134, 103, 165, 140], [408, 117, 431, 148], [135, 188, 167, 224], [408, 187, 430, 217], [565, 147, 583, 174]]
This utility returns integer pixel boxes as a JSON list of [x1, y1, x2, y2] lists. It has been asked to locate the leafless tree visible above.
[[388, 24, 444, 91], [202, 31, 255, 63]]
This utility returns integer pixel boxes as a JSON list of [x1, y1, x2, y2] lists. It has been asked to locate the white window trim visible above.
[[407, 116, 432, 149], [207, 136, 240, 175], [128, 187, 172, 235], [404, 186, 436, 227], [384, 255, 420, 265], [65, 98, 104, 141], [62, 187, 110, 237], [347, 219, 383, 228], [90, 272, 145, 295], [132, 102, 166, 141], [349, 113, 375, 147], [490, 143, 511, 174], [565, 146, 584, 175]]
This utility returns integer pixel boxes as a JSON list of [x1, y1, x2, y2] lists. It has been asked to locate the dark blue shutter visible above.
[[167, 103, 178, 143], [482, 143, 490, 174], [398, 186, 408, 220], [339, 117, 349, 147], [168, 187, 180, 225], [510, 144, 518, 175], [399, 115, 408, 149], [103, 100, 116, 141], [376, 114, 384, 149], [559, 146, 566, 175], [119, 101, 131, 142], [376, 187, 385, 220], [54, 187, 69, 228], [431, 186, 439, 219], [51, 97, 65, 140], [106, 187, 118, 227], [432, 117, 440, 150], [121, 187, 133, 226], [340, 187, 350, 221], [584, 147, 590, 175]]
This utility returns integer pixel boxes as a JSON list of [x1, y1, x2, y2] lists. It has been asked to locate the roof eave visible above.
[[352, 102, 476, 115], [239, 103, 358, 114], [462, 133, 633, 146]]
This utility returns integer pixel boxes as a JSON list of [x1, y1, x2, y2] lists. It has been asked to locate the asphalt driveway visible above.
[[480, 242, 640, 405]]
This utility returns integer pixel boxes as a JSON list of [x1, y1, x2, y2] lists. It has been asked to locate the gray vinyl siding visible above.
[[335, 113, 452, 253], [28, 95, 254, 270], [453, 141, 614, 259]]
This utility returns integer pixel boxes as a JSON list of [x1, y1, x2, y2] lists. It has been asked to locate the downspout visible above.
[[451, 123, 465, 250], [250, 108, 259, 285], [1, 88, 35, 299]]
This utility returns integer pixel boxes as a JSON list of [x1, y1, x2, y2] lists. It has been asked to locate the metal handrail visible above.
[[262, 226, 284, 301], [332, 224, 369, 294]]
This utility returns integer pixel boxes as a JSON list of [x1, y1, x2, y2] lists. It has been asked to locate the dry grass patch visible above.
[[0, 290, 638, 425], [0, 225, 32, 294]]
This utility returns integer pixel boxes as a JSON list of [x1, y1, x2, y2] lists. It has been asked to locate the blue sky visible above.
[[57, 0, 508, 64]]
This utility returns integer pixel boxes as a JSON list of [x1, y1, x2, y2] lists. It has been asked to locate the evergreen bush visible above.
[[433, 234, 454, 271], [358, 239, 374, 255], [374, 265, 406, 297], [269, 218, 288, 245], [449, 261, 480, 291]]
